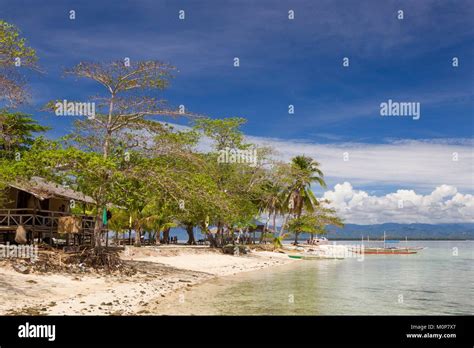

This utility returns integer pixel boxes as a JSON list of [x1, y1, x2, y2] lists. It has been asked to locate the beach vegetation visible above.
[[0, 26, 343, 254]]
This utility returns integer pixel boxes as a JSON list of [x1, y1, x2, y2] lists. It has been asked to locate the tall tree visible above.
[[286, 156, 326, 216], [259, 179, 284, 234], [45, 60, 200, 248], [0, 20, 37, 106], [193, 117, 268, 247], [61, 60, 198, 159], [279, 156, 327, 240]]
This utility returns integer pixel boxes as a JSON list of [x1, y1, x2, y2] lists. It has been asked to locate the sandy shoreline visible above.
[[0, 246, 294, 315]]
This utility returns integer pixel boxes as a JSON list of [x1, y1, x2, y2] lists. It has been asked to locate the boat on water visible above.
[[353, 247, 421, 255], [351, 233, 425, 255], [287, 254, 345, 260], [287, 244, 347, 260], [306, 236, 330, 246], [288, 255, 302, 259]]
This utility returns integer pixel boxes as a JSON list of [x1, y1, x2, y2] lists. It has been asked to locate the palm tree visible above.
[[142, 199, 177, 245], [258, 180, 284, 236], [282, 155, 327, 244], [107, 208, 129, 246]]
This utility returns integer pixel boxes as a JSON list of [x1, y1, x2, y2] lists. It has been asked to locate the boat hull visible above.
[[287, 254, 345, 260], [351, 248, 420, 255], [288, 255, 303, 259]]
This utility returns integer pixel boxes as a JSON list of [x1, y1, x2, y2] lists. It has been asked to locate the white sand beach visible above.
[[0, 246, 295, 315]]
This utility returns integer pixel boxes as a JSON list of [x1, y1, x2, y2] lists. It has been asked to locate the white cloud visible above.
[[172, 123, 473, 192], [164, 122, 474, 224], [322, 182, 474, 224], [247, 136, 474, 192]]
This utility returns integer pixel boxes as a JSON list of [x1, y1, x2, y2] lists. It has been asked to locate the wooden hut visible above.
[[0, 176, 96, 245]]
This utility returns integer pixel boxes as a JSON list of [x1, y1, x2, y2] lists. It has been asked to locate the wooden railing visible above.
[[0, 208, 95, 235]]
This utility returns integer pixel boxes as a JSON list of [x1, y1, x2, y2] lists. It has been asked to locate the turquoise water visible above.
[[157, 241, 473, 315]]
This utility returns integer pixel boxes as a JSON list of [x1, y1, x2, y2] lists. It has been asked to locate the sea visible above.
[[153, 240, 473, 315]]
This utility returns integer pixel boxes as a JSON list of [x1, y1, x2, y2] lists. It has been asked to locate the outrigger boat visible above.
[[287, 254, 345, 260], [287, 244, 347, 260], [351, 232, 424, 255], [357, 247, 420, 255]]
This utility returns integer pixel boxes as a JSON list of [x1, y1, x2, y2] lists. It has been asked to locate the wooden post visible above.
[[32, 206, 36, 245], [49, 211, 53, 246]]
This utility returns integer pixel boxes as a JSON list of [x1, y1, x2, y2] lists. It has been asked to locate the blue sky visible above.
[[1, 0, 473, 223]]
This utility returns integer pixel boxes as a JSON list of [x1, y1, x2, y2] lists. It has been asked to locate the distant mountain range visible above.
[[165, 223, 474, 241], [323, 223, 474, 240]]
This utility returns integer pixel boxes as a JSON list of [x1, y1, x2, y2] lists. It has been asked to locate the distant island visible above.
[[165, 223, 474, 242]]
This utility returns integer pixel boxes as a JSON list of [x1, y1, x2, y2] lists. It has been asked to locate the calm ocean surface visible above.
[[156, 241, 473, 315]]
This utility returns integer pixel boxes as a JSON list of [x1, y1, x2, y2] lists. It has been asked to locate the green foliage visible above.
[[0, 110, 49, 158], [0, 112, 48, 200], [107, 208, 131, 234], [285, 206, 344, 244], [273, 235, 285, 249], [0, 20, 37, 67], [283, 155, 327, 217], [0, 37, 343, 249], [194, 117, 248, 150], [287, 214, 320, 234], [0, 20, 38, 105]]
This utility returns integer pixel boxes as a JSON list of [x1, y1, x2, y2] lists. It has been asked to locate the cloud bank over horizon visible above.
[[323, 182, 474, 224], [168, 122, 473, 195], [250, 134, 474, 224], [247, 135, 473, 192]]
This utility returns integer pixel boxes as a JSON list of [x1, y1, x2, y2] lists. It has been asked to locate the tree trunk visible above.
[[185, 224, 196, 245], [201, 223, 217, 248], [216, 221, 224, 247], [260, 215, 270, 244], [103, 97, 114, 159], [279, 214, 289, 237], [155, 229, 161, 245], [93, 214, 102, 249], [134, 225, 141, 247], [163, 227, 170, 244], [294, 232, 299, 245], [103, 135, 110, 159], [146, 231, 151, 245], [207, 233, 218, 248], [259, 229, 265, 244]]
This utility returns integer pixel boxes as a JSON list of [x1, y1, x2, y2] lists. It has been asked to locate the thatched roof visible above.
[[8, 176, 95, 204]]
